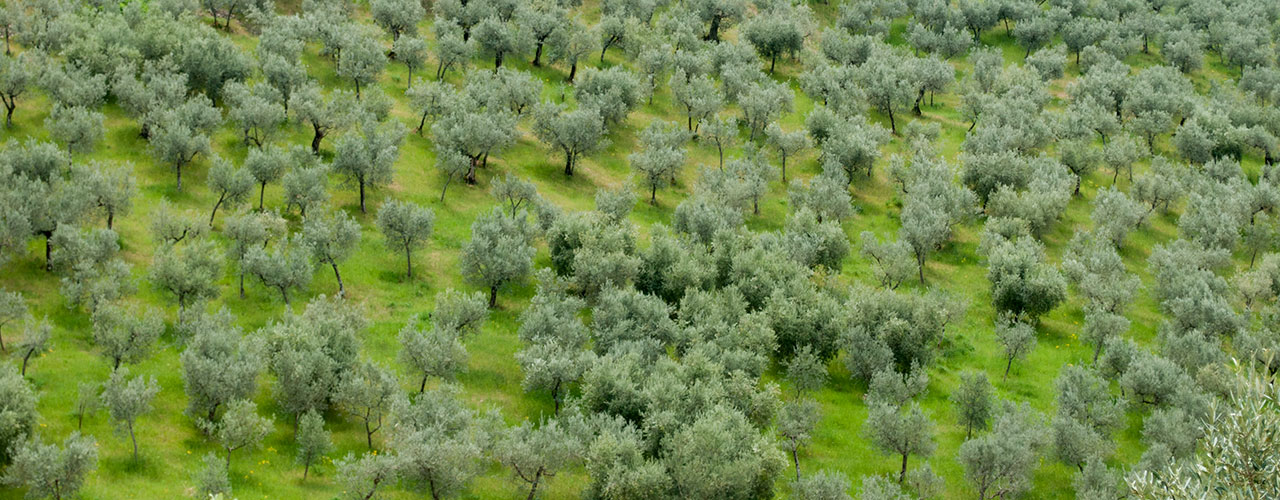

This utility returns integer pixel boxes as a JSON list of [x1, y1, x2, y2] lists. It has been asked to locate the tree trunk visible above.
[[420, 374, 429, 393], [792, 449, 801, 480], [1004, 357, 1013, 381], [359, 181, 367, 213], [568, 62, 577, 83], [650, 183, 657, 205], [887, 106, 896, 134], [533, 43, 544, 66], [525, 470, 544, 500], [176, 164, 183, 192], [129, 423, 138, 460], [707, 16, 722, 41], [107, 210, 115, 230], [552, 379, 562, 415], [405, 247, 413, 279], [21, 349, 32, 375], [898, 453, 908, 483], [564, 154, 574, 176], [489, 285, 498, 308], [4, 101, 13, 128], [303, 461, 311, 480], [365, 422, 373, 449], [210, 195, 225, 226], [280, 287, 290, 307], [44, 233, 53, 271], [332, 263, 345, 296], [770, 54, 777, 73], [440, 175, 453, 202], [312, 125, 325, 153], [239, 271, 246, 299]]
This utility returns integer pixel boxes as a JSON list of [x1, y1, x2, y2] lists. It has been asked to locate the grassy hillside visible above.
[[0, 1, 1272, 499]]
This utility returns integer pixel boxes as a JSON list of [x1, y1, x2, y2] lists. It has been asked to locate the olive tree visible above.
[[332, 120, 407, 213], [336, 362, 400, 450], [101, 367, 160, 460], [149, 239, 223, 319], [181, 309, 264, 422], [206, 157, 253, 226], [244, 236, 313, 306], [532, 103, 609, 176], [2, 433, 98, 500], [996, 318, 1037, 381], [951, 370, 994, 438], [494, 419, 581, 500], [461, 208, 536, 307], [14, 319, 50, 377], [337, 27, 387, 97], [295, 410, 332, 480], [91, 302, 164, 370], [376, 198, 435, 279], [201, 399, 272, 469], [301, 209, 361, 296], [0, 52, 33, 128], [959, 403, 1046, 500], [864, 402, 936, 484], [0, 367, 36, 461]]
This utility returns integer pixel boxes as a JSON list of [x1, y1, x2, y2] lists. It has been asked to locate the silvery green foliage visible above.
[[860, 231, 916, 291], [790, 469, 852, 500], [295, 410, 331, 481], [201, 399, 272, 469], [290, 84, 356, 153], [45, 105, 103, 154], [224, 81, 285, 149], [14, 318, 50, 376], [332, 119, 406, 213], [194, 451, 231, 498], [205, 157, 253, 226], [336, 361, 400, 449], [376, 198, 435, 279], [574, 66, 643, 126], [1, 432, 98, 500], [91, 301, 163, 369], [495, 418, 582, 500], [49, 225, 134, 313], [149, 238, 222, 318], [101, 367, 160, 460], [336, 25, 386, 97], [0, 287, 25, 353], [389, 386, 487, 499], [244, 235, 312, 306], [533, 102, 609, 177], [959, 402, 1046, 500], [334, 450, 400, 500], [264, 295, 364, 421], [951, 370, 994, 439], [1127, 362, 1280, 499], [996, 317, 1036, 381], [0, 51, 34, 128], [281, 162, 330, 217], [664, 404, 785, 499], [180, 308, 264, 422], [301, 208, 361, 296], [864, 401, 936, 484], [517, 273, 593, 413], [1051, 365, 1125, 469], [0, 367, 36, 462], [370, 0, 424, 41], [985, 234, 1067, 322]]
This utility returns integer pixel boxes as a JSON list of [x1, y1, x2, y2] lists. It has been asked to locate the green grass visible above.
[[0, 3, 1265, 500]]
